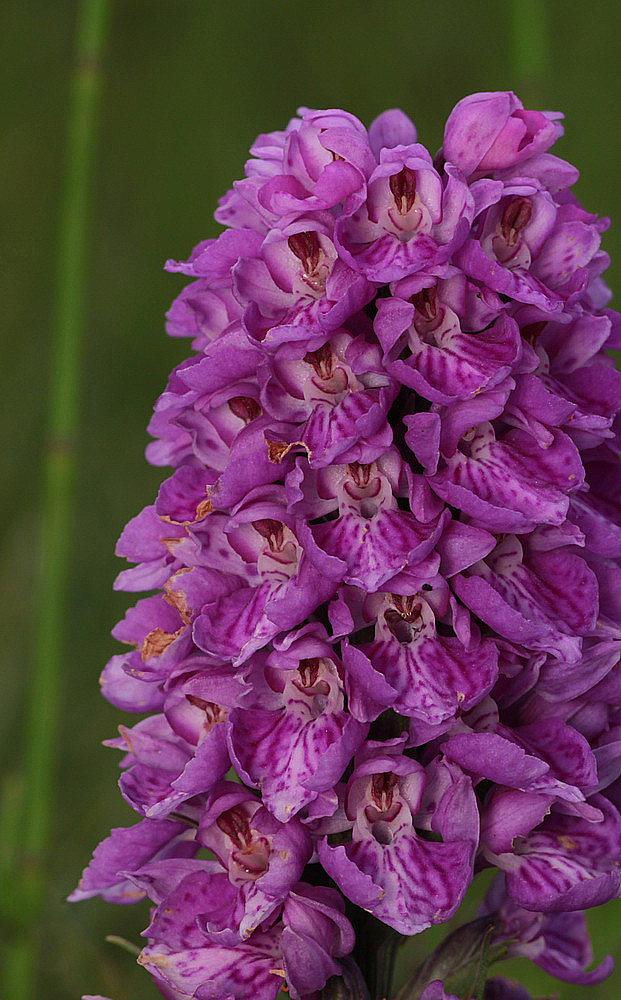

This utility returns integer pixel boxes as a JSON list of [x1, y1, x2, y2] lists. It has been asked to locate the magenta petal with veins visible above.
[[319, 742, 476, 934], [229, 630, 367, 819], [496, 795, 621, 912]]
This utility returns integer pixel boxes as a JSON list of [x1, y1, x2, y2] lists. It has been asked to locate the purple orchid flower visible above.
[[374, 281, 519, 405], [75, 93, 621, 1000], [481, 873, 613, 984], [336, 144, 473, 283], [229, 623, 368, 821], [442, 91, 563, 178], [196, 781, 312, 941], [319, 739, 478, 934], [137, 880, 354, 1000]]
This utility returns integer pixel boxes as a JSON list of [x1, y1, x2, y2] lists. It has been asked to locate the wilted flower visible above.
[[74, 91, 621, 999]]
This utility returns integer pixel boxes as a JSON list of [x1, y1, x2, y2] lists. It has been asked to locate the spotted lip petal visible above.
[[453, 536, 598, 662], [430, 423, 584, 533], [496, 795, 621, 912], [230, 699, 367, 822], [321, 832, 473, 935], [147, 870, 237, 950], [228, 631, 367, 818], [362, 631, 498, 725], [374, 296, 521, 404], [138, 931, 284, 1000], [312, 507, 446, 591], [294, 385, 396, 468], [194, 552, 338, 666]]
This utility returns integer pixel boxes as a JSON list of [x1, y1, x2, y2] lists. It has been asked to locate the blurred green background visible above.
[[2, 2, 621, 997]]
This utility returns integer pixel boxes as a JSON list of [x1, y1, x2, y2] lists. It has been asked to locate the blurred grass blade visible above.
[[4, 1, 110, 996], [510, 0, 548, 103]]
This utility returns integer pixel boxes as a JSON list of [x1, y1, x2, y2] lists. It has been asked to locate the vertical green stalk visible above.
[[4, 1, 110, 996], [509, 0, 548, 103]]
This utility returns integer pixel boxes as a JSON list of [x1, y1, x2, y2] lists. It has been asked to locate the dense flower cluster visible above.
[[73, 92, 621, 1000]]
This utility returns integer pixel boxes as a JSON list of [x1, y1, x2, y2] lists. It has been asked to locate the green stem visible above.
[[375, 931, 403, 1000], [509, 0, 548, 103], [105, 935, 142, 957], [353, 912, 401, 1000], [5, 1, 110, 996]]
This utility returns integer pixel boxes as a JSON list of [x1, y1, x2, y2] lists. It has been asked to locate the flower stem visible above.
[[353, 913, 402, 1000], [375, 930, 403, 1000], [105, 935, 142, 957], [4, 1, 110, 995], [509, 0, 548, 103]]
